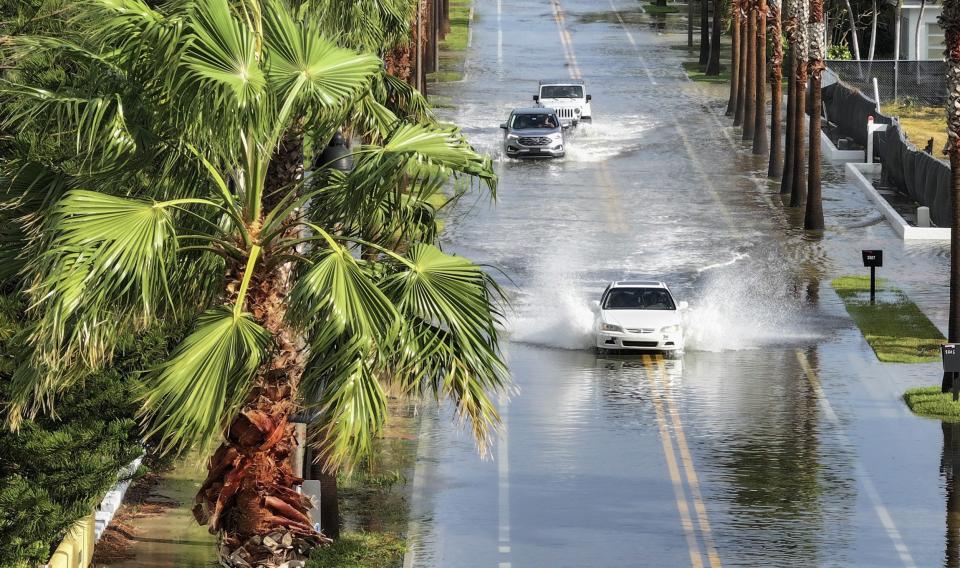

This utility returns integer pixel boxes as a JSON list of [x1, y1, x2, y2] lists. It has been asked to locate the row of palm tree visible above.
[[0, 0, 506, 565], [718, 0, 826, 230]]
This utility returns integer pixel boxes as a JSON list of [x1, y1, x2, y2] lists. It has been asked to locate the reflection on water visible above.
[[943, 422, 960, 567]]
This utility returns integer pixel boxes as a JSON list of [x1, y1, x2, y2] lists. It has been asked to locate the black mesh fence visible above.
[[820, 80, 953, 227], [876, 121, 953, 227], [826, 60, 947, 106], [819, 82, 892, 148]]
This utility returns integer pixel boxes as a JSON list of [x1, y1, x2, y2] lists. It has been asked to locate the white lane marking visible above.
[[796, 351, 917, 568], [607, 0, 658, 85], [498, 392, 512, 565]]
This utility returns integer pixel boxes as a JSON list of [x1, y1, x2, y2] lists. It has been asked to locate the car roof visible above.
[[539, 79, 585, 85], [610, 281, 667, 288], [511, 107, 557, 115]]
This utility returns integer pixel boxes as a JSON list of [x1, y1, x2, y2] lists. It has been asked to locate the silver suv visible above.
[[500, 108, 565, 159]]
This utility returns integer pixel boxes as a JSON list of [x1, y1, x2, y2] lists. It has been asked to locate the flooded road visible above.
[[406, 0, 958, 566]]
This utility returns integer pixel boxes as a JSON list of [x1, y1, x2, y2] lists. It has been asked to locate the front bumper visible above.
[[504, 142, 565, 158], [596, 331, 684, 351]]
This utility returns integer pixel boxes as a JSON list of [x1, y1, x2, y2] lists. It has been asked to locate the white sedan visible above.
[[592, 281, 687, 353]]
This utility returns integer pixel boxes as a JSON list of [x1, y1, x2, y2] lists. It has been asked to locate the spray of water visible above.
[[683, 263, 823, 352]]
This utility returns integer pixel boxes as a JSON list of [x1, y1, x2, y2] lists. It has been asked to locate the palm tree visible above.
[[701, 0, 712, 66], [727, 0, 742, 116], [780, 0, 797, 195], [743, 0, 758, 140], [0, 0, 506, 564], [789, 0, 809, 208], [942, 0, 960, 391], [768, 0, 784, 177], [753, 0, 769, 154], [805, 0, 826, 229], [706, 0, 724, 76], [735, 6, 750, 126]]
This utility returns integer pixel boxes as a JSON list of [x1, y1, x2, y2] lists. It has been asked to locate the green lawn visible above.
[[682, 60, 729, 84], [306, 532, 406, 568], [904, 386, 960, 421], [832, 276, 945, 363]]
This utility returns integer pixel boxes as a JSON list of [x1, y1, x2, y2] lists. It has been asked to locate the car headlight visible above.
[[601, 323, 624, 333], [506, 133, 519, 140], [661, 325, 682, 334], [550, 132, 563, 140], [575, 108, 582, 115]]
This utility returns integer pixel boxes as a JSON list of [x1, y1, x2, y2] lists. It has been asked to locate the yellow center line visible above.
[[597, 162, 629, 232], [654, 358, 723, 568], [550, 0, 581, 80], [643, 355, 705, 568]]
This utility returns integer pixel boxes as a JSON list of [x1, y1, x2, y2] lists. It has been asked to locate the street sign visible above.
[[862, 250, 883, 267], [944, 344, 960, 373]]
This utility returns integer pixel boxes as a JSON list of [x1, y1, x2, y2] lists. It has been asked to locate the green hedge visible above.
[[0, 296, 178, 567]]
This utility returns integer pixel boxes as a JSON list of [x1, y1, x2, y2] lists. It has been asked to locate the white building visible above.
[[899, 0, 944, 60]]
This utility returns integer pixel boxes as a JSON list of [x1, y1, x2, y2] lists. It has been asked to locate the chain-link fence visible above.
[[825, 60, 947, 106]]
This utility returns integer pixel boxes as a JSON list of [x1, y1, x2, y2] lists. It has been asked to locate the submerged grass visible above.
[[429, 0, 471, 84], [644, 2, 681, 14], [832, 276, 944, 363], [904, 386, 960, 421]]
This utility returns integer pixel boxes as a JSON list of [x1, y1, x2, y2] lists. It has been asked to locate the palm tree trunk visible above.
[[728, 0, 741, 114], [701, 0, 712, 65], [947, 0, 960, 391], [689, 0, 696, 47], [805, 1, 826, 230], [707, 0, 724, 75], [753, 0, 770, 154], [790, 0, 809, 208], [743, 5, 758, 140], [735, 15, 749, 125], [781, 45, 796, 192], [769, 0, 784, 176], [193, 136, 332, 566]]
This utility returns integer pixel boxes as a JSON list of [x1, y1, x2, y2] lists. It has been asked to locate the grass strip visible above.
[[832, 275, 944, 363], [306, 532, 406, 568], [904, 386, 960, 421], [881, 101, 946, 155], [645, 2, 681, 14], [682, 60, 729, 84]]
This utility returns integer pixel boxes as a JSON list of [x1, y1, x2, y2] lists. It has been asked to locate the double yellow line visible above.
[[549, 0, 582, 80], [642, 355, 722, 567]]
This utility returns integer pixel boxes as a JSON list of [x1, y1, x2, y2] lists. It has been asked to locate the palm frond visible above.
[[26, 190, 178, 369], [140, 307, 272, 454]]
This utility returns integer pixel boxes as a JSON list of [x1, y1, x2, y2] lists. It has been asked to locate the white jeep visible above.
[[533, 79, 592, 126]]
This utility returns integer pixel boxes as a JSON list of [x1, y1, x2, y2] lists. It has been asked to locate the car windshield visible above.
[[603, 288, 676, 310], [511, 113, 559, 129], [540, 85, 583, 98]]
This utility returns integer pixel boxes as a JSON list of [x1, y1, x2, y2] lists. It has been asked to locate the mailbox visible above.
[[862, 250, 883, 268], [944, 344, 960, 373]]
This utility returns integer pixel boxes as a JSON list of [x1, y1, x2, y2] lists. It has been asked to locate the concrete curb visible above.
[[820, 129, 865, 163], [844, 162, 950, 240]]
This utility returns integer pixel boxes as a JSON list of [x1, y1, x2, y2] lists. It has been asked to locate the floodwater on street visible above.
[[405, 0, 959, 567]]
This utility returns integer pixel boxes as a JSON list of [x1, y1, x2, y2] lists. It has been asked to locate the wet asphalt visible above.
[[405, 0, 959, 567]]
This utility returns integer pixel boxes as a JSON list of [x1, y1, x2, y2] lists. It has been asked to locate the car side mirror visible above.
[[533, 95, 539, 102], [678, 301, 689, 310], [586, 94, 592, 102], [500, 123, 508, 129], [590, 300, 601, 312]]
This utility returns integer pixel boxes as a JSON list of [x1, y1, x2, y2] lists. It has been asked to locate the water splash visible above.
[[563, 115, 651, 162], [684, 264, 823, 352]]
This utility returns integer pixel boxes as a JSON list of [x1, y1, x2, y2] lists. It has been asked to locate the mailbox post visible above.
[[944, 344, 960, 400], [861, 250, 882, 304]]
